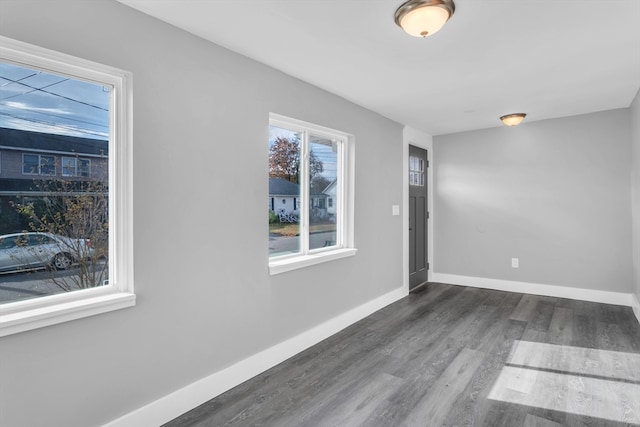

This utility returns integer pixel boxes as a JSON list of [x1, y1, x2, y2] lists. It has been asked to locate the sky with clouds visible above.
[[0, 61, 110, 140]]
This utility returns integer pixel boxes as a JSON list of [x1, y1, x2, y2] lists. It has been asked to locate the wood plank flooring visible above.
[[164, 284, 640, 426]]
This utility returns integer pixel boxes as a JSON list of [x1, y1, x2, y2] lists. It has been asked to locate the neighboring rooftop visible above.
[[269, 178, 330, 197], [0, 127, 108, 156], [269, 178, 300, 196]]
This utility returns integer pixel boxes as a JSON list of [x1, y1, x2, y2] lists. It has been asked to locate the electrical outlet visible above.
[[511, 258, 519, 268]]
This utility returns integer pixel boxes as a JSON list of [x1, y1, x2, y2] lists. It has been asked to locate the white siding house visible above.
[[269, 178, 300, 215], [323, 179, 337, 220]]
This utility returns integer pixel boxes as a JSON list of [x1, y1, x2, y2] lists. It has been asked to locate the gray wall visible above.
[[631, 89, 640, 302], [433, 110, 634, 293], [0, 1, 404, 426]]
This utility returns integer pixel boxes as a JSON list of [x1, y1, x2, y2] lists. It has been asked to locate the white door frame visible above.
[[403, 126, 434, 292]]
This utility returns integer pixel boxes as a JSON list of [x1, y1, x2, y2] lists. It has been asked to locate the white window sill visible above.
[[269, 248, 357, 275], [0, 292, 136, 337]]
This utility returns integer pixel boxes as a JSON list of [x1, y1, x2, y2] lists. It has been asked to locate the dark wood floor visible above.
[[164, 283, 640, 426]]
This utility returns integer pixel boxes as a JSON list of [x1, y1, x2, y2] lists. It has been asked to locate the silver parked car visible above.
[[0, 232, 94, 273]]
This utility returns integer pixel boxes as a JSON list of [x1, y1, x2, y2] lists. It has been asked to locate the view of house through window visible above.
[[0, 60, 110, 304], [269, 120, 342, 258], [309, 135, 338, 250]]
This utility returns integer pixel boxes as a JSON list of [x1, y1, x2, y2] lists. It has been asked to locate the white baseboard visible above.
[[432, 273, 636, 308], [632, 293, 640, 325], [103, 287, 407, 427], [103, 277, 639, 427]]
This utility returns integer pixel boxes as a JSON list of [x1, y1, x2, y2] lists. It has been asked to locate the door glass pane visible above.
[[409, 155, 425, 187], [309, 135, 337, 250], [268, 125, 301, 257]]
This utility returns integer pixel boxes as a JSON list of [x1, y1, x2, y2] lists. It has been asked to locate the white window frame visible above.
[[268, 113, 356, 275], [0, 36, 135, 337]]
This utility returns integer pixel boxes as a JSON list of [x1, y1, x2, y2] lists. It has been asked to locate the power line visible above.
[[0, 112, 108, 139], [0, 100, 108, 129], [0, 76, 70, 102], [0, 74, 108, 111], [0, 71, 38, 87]]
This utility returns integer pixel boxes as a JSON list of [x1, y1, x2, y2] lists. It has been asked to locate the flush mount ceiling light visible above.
[[500, 113, 527, 126], [394, 0, 456, 38]]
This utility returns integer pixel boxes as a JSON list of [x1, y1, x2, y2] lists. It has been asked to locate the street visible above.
[[269, 230, 337, 256], [0, 266, 107, 304]]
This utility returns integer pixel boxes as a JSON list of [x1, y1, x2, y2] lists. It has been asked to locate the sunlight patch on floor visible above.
[[488, 340, 640, 424]]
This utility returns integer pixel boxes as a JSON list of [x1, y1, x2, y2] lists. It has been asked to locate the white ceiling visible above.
[[117, 0, 640, 136]]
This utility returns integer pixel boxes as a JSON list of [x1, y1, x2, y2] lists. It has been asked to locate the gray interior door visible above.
[[409, 145, 428, 290]]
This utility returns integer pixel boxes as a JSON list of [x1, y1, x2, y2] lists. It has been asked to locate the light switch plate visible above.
[[392, 205, 400, 216]]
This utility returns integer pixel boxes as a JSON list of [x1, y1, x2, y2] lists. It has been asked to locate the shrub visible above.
[[268, 209, 278, 224]]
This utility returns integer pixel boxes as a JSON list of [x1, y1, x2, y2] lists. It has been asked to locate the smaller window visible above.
[[62, 157, 91, 177], [62, 157, 76, 176], [78, 159, 90, 177], [23, 154, 39, 175], [23, 154, 56, 175], [268, 113, 356, 274]]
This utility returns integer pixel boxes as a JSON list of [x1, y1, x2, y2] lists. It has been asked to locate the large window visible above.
[[268, 114, 356, 274], [0, 36, 134, 336]]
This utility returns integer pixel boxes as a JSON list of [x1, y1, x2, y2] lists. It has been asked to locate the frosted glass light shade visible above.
[[400, 6, 450, 37], [395, 0, 455, 38], [500, 113, 527, 126]]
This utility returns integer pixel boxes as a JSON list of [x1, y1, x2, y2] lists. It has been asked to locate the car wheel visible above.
[[53, 253, 73, 270]]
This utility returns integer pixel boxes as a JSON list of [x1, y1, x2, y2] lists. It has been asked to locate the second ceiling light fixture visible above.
[[394, 0, 456, 38]]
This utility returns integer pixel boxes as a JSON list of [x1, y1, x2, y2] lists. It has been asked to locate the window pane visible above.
[[39, 155, 56, 175], [0, 238, 14, 249], [409, 155, 425, 187], [268, 126, 301, 257], [23, 154, 38, 174], [309, 135, 337, 250], [78, 159, 91, 177], [0, 61, 110, 304], [62, 157, 76, 176]]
